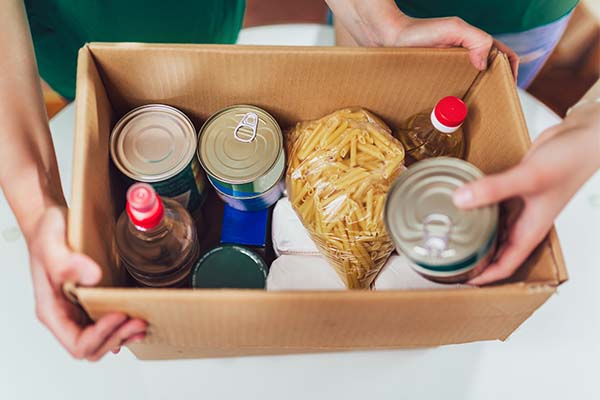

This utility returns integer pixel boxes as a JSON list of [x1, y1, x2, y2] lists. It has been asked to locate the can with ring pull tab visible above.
[[384, 157, 499, 283], [197, 105, 285, 211]]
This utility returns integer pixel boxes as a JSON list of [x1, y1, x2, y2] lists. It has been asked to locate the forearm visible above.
[[584, 80, 600, 169], [570, 109, 600, 176], [325, 0, 406, 46], [563, 78, 600, 171], [0, 1, 65, 242]]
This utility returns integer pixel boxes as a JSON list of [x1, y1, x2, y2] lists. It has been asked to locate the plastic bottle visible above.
[[115, 183, 200, 288], [398, 96, 468, 162]]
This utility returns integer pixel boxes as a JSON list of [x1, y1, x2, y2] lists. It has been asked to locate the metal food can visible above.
[[384, 157, 498, 283], [198, 105, 285, 211], [110, 104, 207, 213]]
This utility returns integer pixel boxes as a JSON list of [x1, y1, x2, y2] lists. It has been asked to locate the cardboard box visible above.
[[66, 43, 567, 360]]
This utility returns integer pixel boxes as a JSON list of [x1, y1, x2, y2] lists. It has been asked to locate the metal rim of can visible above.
[[213, 180, 284, 211], [192, 245, 268, 289], [384, 157, 498, 271], [209, 175, 282, 200], [197, 105, 284, 185], [410, 229, 498, 278], [209, 166, 284, 200], [207, 149, 285, 197], [110, 104, 198, 183]]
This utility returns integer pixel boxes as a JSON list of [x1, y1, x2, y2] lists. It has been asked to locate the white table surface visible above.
[[2, 24, 599, 400]]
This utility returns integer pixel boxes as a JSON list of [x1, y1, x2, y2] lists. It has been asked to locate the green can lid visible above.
[[192, 245, 268, 289], [198, 105, 283, 185]]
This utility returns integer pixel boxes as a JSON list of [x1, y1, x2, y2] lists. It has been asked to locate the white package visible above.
[[271, 197, 320, 257], [270, 197, 471, 291], [373, 254, 472, 290], [267, 254, 471, 291], [267, 255, 346, 291]]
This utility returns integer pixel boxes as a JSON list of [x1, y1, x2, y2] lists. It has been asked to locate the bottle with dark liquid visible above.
[[115, 183, 200, 288], [398, 96, 468, 162]]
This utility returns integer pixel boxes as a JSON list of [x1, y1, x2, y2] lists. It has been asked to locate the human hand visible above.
[[452, 102, 600, 285], [328, 0, 519, 78], [28, 206, 147, 361], [387, 16, 519, 78]]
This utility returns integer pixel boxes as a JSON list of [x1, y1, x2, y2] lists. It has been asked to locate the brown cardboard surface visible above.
[[69, 47, 121, 287], [73, 285, 554, 360], [68, 43, 567, 360], [548, 228, 569, 283], [463, 53, 566, 285], [88, 44, 478, 130]]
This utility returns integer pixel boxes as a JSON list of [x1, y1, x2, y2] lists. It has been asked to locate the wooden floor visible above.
[[43, 0, 599, 118]]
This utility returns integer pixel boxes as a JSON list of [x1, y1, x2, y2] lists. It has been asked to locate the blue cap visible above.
[[220, 204, 268, 247]]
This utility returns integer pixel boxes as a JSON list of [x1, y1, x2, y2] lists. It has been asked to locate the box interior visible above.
[[70, 43, 564, 288], [67, 44, 566, 358]]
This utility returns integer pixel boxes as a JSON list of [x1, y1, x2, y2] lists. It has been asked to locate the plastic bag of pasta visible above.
[[286, 108, 406, 289]]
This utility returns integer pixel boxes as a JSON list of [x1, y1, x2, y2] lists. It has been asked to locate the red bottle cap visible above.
[[126, 183, 164, 230], [433, 96, 468, 128]]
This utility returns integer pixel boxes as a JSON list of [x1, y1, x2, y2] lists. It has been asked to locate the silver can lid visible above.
[[110, 104, 197, 182], [198, 105, 283, 185], [384, 157, 498, 267]]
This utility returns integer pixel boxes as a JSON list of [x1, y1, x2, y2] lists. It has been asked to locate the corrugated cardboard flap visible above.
[[71, 284, 555, 359]]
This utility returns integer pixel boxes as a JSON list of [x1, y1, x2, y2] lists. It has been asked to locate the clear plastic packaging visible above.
[[286, 108, 406, 289]]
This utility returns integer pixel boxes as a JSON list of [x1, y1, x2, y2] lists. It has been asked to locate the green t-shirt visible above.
[[396, 0, 578, 34], [25, 0, 246, 99]]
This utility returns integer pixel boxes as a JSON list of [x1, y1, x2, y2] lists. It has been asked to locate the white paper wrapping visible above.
[[373, 254, 471, 290], [272, 197, 320, 257], [267, 255, 346, 290]]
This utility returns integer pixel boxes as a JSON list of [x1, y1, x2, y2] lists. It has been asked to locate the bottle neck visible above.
[[430, 110, 461, 134], [129, 214, 169, 240]]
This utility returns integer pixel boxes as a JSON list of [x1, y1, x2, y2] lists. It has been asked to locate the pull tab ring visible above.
[[234, 112, 259, 143], [421, 213, 452, 258]]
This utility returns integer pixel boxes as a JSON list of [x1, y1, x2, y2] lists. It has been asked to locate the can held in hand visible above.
[[110, 104, 207, 214], [198, 105, 285, 211], [384, 157, 498, 283]]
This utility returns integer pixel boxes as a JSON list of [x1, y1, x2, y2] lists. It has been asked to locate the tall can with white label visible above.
[[384, 157, 498, 283]]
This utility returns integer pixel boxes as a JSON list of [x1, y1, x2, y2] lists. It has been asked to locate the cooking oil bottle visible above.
[[398, 96, 467, 163], [115, 183, 200, 287]]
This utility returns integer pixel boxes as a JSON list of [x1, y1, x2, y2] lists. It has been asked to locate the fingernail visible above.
[[480, 60, 487, 70], [453, 187, 473, 207]]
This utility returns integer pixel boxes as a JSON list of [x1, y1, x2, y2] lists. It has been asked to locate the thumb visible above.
[[453, 21, 494, 71], [65, 253, 102, 287], [453, 167, 525, 209], [48, 247, 102, 288], [39, 208, 102, 287]]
